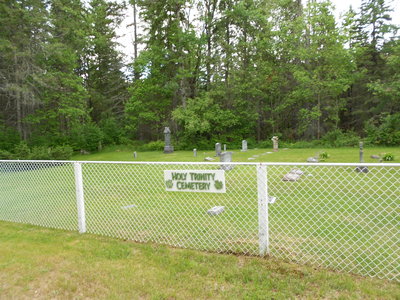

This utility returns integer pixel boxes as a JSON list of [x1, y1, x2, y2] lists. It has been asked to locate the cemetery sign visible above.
[[164, 170, 226, 193]]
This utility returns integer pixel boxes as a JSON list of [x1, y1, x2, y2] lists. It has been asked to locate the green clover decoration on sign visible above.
[[214, 180, 223, 190], [165, 180, 173, 189]]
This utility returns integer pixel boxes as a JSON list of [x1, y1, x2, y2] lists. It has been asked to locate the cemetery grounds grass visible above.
[[1, 220, 399, 299], [71, 145, 400, 163]]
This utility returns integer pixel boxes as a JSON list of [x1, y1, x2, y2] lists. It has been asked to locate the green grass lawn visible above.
[[1, 221, 399, 299]]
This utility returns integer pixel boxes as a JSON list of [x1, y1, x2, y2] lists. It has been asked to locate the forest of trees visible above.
[[0, 0, 399, 157]]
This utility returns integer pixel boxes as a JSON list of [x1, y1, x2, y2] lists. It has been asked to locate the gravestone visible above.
[[220, 151, 233, 170], [355, 141, 369, 173], [207, 206, 225, 215], [224, 144, 227, 151], [193, 148, 197, 157], [282, 173, 301, 181], [122, 204, 136, 209], [290, 168, 304, 175], [271, 136, 279, 152], [215, 143, 222, 156], [163, 127, 174, 153], [241, 140, 247, 152], [307, 157, 318, 163], [133, 151, 137, 159]]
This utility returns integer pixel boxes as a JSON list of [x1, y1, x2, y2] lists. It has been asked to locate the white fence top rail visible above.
[[1, 160, 399, 167]]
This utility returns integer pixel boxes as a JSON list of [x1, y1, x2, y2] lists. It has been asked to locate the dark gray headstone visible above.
[[163, 127, 174, 153], [359, 141, 364, 163], [355, 142, 369, 173], [355, 166, 369, 173]]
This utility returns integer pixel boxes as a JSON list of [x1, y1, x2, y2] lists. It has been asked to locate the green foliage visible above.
[[99, 117, 123, 145], [1, 0, 399, 150], [0, 125, 20, 151], [13, 142, 31, 160], [173, 94, 239, 146], [29, 147, 51, 160], [50, 145, 73, 160], [321, 130, 360, 147], [70, 123, 103, 151], [319, 151, 329, 161], [2, 144, 74, 160], [0, 150, 12, 159], [365, 113, 400, 146], [139, 141, 164, 152], [382, 153, 394, 161]]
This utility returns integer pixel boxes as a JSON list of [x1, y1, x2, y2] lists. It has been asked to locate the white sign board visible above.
[[164, 170, 226, 193]]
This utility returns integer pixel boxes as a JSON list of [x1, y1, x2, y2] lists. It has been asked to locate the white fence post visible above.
[[74, 162, 86, 233], [257, 164, 269, 255]]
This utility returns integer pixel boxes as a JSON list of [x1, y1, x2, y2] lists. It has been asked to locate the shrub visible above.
[[69, 123, 103, 152], [319, 152, 329, 160], [13, 142, 31, 159], [99, 117, 123, 145], [382, 153, 395, 161], [321, 130, 360, 147], [365, 113, 400, 146], [139, 140, 164, 151], [0, 124, 20, 151], [0, 149, 12, 159], [29, 147, 51, 160], [50, 145, 73, 160]]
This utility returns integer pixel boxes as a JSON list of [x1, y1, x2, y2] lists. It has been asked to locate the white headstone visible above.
[[282, 173, 301, 181], [207, 206, 225, 215], [215, 143, 222, 156], [220, 151, 233, 170], [271, 136, 279, 152], [241, 140, 248, 152], [307, 157, 318, 163]]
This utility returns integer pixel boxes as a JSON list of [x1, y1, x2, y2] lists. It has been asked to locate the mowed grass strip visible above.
[[71, 146, 400, 163], [1, 221, 399, 299]]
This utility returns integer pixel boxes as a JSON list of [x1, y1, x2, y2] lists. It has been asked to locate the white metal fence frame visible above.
[[0, 160, 398, 281]]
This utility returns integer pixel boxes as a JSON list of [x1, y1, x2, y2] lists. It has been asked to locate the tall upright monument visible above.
[[164, 127, 174, 153]]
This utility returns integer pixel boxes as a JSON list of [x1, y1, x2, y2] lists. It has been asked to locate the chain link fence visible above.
[[0, 160, 398, 281]]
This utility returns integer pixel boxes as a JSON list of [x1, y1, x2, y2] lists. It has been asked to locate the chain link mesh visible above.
[[0, 161, 398, 281], [267, 165, 399, 281]]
